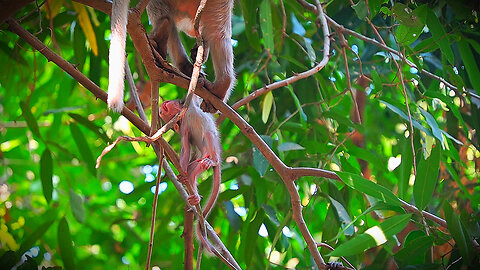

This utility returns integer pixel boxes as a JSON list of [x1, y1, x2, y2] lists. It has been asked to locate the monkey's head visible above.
[[159, 99, 185, 132]]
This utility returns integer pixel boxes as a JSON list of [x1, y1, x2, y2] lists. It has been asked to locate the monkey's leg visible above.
[[167, 24, 194, 77], [200, 37, 234, 112], [148, 17, 170, 62]]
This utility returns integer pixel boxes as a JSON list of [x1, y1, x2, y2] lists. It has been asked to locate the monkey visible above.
[[107, 0, 235, 113], [159, 95, 221, 252]]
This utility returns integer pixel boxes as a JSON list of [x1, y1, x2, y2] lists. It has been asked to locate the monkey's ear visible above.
[[174, 122, 180, 132]]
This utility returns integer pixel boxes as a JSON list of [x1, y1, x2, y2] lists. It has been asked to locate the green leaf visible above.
[[395, 235, 433, 265], [239, 0, 262, 52], [458, 38, 480, 92], [425, 9, 454, 65], [413, 145, 440, 210], [333, 202, 405, 240], [73, 21, 86, 70], [69, 189, 85, 223], [259, 0, 274, 53], [371, 69, 382, 95], [444, 203, 474, 265], [69, 123, 96, 176], [337, 171, 402, 206], [397, 141, 413, 200], [277, 142, 305, 151], [69, 113, 111, 144], [287, 85, 307, 122], [17, 216, 56, 257], [380, 100, 432, 136], [244, 208, 264, 266], [329, 214, 412, 256], [252, 135, 273, 177], [20, 101, 42, 140], [262, 91, 273, 123], [58, 217, 75, 270], [328, 196, 354, 236], [40, 149, 53, 203], [368, 0, 388, 18], [352, 0, 367, 20], [419, 108, 445, 148]]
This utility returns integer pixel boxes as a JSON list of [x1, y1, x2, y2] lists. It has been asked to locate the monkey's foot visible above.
[[178, 174, 188, 185], [198, 157, 214, 170], [188, 194, 201, 206]]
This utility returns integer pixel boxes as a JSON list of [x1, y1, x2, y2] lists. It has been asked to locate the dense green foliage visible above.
[[1, 0, 479, 269]]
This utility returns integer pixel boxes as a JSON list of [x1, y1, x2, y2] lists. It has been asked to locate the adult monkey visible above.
[[107, 0, 235, 113]]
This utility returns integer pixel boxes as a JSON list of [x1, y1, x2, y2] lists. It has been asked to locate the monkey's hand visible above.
[[177, 174, 188, 185], [188, 194, 201, 206]]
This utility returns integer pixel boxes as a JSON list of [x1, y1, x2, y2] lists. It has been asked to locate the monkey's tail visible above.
[[196, 165, 221, 253], [108, 0, 129, 113]]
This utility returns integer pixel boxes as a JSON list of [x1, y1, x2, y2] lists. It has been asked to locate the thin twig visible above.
[[146, 148, 164, 270]]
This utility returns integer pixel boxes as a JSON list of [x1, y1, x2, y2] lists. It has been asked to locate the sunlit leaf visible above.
[[337, 172, 402, 206], [72, 2, 98, 56], [329, 214, 411, 256], [262, 91, 273, 123]]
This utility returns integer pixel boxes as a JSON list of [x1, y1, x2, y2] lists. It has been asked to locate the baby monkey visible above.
[[159, 95, 221, 252]]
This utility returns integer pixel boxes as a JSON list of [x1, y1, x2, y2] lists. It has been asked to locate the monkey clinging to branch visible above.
[[159, 95, 221, 252], [108, 0, 235, 113]]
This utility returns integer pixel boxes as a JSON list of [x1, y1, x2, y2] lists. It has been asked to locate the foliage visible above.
[[1, 0, 479, 269]]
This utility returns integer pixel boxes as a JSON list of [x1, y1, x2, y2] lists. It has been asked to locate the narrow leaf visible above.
[[58, 217, 75, 270], [72, 2, 98, 55], [444, 203, 474, 265], [277, 142, 305, 151], [69, 189, 85, 224], [425, 9, 453, 65], [329, 214, 412, 256], [329, 196, 354, 236], [262, 91, 273, 123], [69, 113, 111, 143], [20, 101, 42, 140], [244, 209, 264, 266], [252, 135, 273, 177], [395, 235, 433, 265], [287, 85, 307, 122], [69, 123, 96, 176], [458, 39, 480, 93], [259, 0, 274, 53], [40, 149, 53, 203], [17, 216, 56, 258], [239, 0, 262, 52], [337, 171, 402, 206], [414, 145, 440, 210]]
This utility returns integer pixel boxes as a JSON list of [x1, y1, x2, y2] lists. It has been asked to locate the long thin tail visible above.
[[108, 0, 129, 112], [196, 165, 221, 253]]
